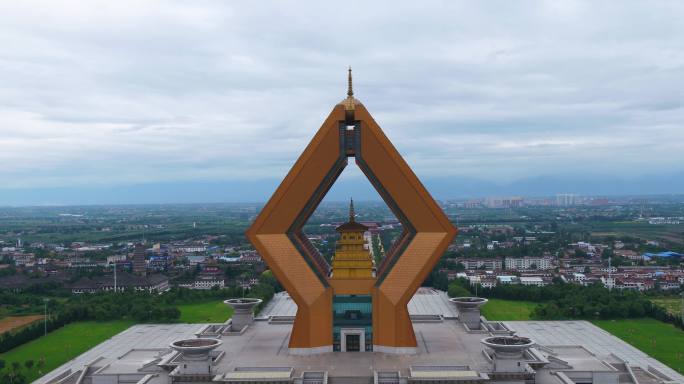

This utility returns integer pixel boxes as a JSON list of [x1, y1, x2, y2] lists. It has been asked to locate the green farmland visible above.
[[481, 300, 684, 373], [177, 300, 234, 323], [480, 298, 537, 321], [0, 320, 133, 383], [594, 318, 684, 374]]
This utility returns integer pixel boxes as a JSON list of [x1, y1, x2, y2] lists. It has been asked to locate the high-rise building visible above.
[[556, 193, 577, 206], [132, 243, 146, 276]]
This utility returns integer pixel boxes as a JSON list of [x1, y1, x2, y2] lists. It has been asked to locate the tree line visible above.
[[447, 278, 683, 331], [0, 271, 277, 354]]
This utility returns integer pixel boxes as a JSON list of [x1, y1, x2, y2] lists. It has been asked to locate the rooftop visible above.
[[35, 289, 684, 384]]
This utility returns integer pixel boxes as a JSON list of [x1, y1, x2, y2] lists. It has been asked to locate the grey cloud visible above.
[[0, 0, 683, 192]]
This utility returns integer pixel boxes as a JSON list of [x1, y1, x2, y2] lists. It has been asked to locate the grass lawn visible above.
[[480, 298, 538, 321], [177, 301, 234, 323], [0, 320, 133, 383], [593, 318, 684, 374]]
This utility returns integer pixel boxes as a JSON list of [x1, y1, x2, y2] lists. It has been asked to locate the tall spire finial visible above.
[[347, 66, 353, 98], [349, 198, 355, 222]]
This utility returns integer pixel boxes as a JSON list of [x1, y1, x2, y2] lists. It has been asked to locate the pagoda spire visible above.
[[341, 66, 360, 112], [349, 198, 355, 222]]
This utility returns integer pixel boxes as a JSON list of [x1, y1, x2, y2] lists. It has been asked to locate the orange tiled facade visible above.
[[246, 71, 457, 353]]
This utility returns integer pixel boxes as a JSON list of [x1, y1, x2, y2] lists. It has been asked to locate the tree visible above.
[[430, 272, 449, 291], [602, 248, 614, 260], [259, 270, 282, 292], [1, 370, 27, 384], [447, 279, 472, 298], [24, 360, 34, 371], [448, 283, 471, 298]]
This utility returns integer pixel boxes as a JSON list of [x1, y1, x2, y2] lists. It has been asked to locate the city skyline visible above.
[[2, 170, 684, 206]]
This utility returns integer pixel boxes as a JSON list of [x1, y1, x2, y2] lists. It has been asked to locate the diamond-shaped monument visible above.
[[246, 69, 457, 354]]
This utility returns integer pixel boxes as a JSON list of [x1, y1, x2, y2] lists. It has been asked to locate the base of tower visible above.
[[288, 345, 333, 355], [373, 345, 418, 354]]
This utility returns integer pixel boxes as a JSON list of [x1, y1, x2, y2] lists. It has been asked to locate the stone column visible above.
[[449, 297, 488, 330], [224, 298, 262, 331], [481, 336, 534, 373], [170, 338, 222, 375]]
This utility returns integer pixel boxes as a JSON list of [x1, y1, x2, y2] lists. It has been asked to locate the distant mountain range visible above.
[[1, 172, 684, 206]]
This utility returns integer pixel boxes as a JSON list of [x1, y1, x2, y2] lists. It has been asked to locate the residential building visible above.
[[239, 250, 262, 263], [71, 273, 169, 294], [497, 275, 518, 284], [11, 252, 35, 266], [572, 273, 587, 284], [519, 276, 545, 287], [193, 259, 224, 290], [556, 193, 577, 206], [457, 258, 503, 271], [132, 243, 146, 276], [505, 256, 552, 271]]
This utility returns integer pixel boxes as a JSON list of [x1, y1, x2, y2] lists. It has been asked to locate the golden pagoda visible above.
[[331, 199, 374, 279]]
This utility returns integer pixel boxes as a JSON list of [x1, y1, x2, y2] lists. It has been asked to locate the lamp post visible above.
[[608, 256, 612, 291], [43, 298, 49, 336]]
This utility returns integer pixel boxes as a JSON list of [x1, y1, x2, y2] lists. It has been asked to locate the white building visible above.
[[505, 257, 552, 271], [107, 255, 127, 264], [520, 276, 545, 287], [193, 278, 225, 290], [556, 193, 577, 206], [601, 276, 616, 290], [458, 259, 503, 271], [466, 275, 481, 286], [11, 253, 35, 266], [573, 273, 586, 282], [496, 275, 518, 284], [71, 273, 169, 294], [177, 245, 207, 253]]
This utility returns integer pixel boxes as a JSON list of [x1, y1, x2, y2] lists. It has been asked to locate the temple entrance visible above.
[[345, 334, 360, 352], [333, 295, 372, 352], [340, 328, 366, 352]]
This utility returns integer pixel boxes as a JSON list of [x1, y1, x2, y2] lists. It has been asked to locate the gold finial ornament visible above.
[[342, 66, 358, 111]]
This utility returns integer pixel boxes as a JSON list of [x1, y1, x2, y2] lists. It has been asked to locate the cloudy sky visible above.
[[1, 1, 683, 198]]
